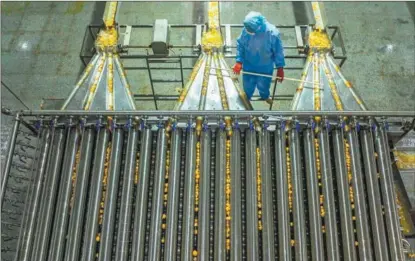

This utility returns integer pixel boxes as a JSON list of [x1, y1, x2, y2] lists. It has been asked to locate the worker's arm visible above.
[[272, 30, 285, 69], [235, 32, 245, 64]]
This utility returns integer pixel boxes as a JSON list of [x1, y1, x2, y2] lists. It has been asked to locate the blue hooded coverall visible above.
[[236, 12, 286, 100]]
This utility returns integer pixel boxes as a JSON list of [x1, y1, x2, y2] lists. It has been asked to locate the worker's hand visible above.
[[277, 67, 284, 82], [233, 62, 242, 75]]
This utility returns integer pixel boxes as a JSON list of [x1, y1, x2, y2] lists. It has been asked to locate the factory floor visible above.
[[1, 1, 414, 112]]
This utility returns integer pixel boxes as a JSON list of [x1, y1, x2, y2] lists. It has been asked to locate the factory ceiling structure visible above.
[[2, 2, 414, 261]]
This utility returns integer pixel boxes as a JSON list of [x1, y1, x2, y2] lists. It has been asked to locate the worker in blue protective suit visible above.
[[233, 11, 285, 105]]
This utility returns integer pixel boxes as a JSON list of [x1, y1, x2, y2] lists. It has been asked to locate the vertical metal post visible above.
[[269, 80, 278, 110], [179, 56, 185, 88], [1, 114, 21, 205], [146, 57, 158, 110]]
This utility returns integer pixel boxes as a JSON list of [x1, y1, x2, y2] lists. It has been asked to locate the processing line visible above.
[[3, 1, 414, 261]]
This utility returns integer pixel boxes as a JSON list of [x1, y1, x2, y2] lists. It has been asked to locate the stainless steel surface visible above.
[[230, 129, 242, 261], [81, 129, 109, 261], [148, 128, 167, 261], [115, 126, 139, 261], [131, 128, 152, 261], [48, 127, 80, 261], [303, 128, 324, 261], [65, 128, 95, 261], [260, 130, 275, 260], [332, 129, 357, 261], [289, 128, 307, 261], [347, 128, 373, 260], [360, 129, 389, 261], [214, 130, 226, 261], [275, 127, 291, 261]]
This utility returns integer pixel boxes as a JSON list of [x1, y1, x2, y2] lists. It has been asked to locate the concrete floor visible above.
[[1, 1, 414, 111]]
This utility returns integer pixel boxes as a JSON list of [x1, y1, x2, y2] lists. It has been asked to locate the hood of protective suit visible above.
[[243, 11, 267, 34]]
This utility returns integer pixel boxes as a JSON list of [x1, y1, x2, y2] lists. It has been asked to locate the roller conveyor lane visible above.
[[131, 128, 153, 261], [81, 128, 109, 261], [15, 127, 52, 261], [304, 128, 324, 261], [275, 126, 291, 261], [260, 130, 275, 260], [31, 128, 66, 261], [289, 128, 307, 261], [198, 129, 212, 261], [65, 128, 95, 261], [48, 126, 80, 261], [332, 129, 357, 261], [375, 125, 405, 261], [164, 129, 182, 261], [148, 128, 168, 261], [245, 129, 259, 261], [230, 129, 242, 261], [214, 129, 226, 261], [318, 127, 340, 261], [347, 127, 373, 260], [360, 128, 389, 261], [115, 126, 139, 261]]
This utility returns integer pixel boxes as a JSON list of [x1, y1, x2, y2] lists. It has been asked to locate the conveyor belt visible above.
[[11, 119, 406, 261]]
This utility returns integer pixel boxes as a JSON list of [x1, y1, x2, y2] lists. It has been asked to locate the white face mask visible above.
[[246, 30, 255, 35]]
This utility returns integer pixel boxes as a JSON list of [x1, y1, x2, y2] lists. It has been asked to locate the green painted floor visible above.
[[1, 1, 414, 111]]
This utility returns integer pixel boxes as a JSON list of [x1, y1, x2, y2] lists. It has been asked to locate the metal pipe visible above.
[[198, 129, 211, 261], [375, 125, 405, 261], [181, 129, 197, 261], [260, 130, 275, 260], [131, 128, 153, 261], [15, 109, 415, 117], [214, 129, 226, 261], [81, 128, 109, 261], [304, 128, 324, 261], [15, 127, 52, 261], [347, 128, 373, 260], [48, 126, 80, 261], [1, 114, 20, 205], [99, 128, 124, 261], [332, 129, 357, 261], [245, 129, 259, 261], [275, 127, 291, 261], [31, 128, 66, 261], [230, 129, 242, 261], [289, 128, 307, 261], [319, 127, 340, 261], [115, 126, 139, 261], [164, 129, 182, 261], [64, 128, 95, 261], [360, 128, 389, 261], [148, 128, 168, 261]]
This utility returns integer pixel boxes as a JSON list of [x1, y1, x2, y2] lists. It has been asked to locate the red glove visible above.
[[233, 62, 242, 75], [277, 67, 284, 82]]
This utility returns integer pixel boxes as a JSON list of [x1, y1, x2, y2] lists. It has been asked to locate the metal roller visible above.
[[289, 128, 307, 261], [230, 129, 242, 261], [360, 128, 389, 261], [181, 128, 197, 261], [347, 128, 373, 260], [115, 126, 139, 261], [99, 128, 124, 261], [332, 129, 357, 261], [31, 128, 66, 261], [318, 127, 340, 261], [148, 128, 168, 261], [375, 125, 405, 261], [275, 126, 291, 261], [65, 128, 95, 261], [48, 126, 80, 261], [260, 130, 275, 260], [131, 128, 153, 261], [15, 127, 52, 261], [81, 128, 109, 261], [164, 129, 183, 261], [198, 129, 212, 261], [304, 128, 324, 261], [245, 129, 259, 261], [214, 129, 226, 261]]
